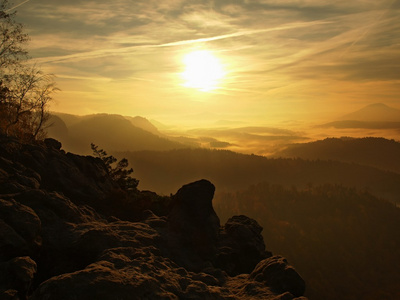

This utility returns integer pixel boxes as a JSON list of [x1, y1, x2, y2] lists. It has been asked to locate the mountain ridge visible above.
[[338, 103, 400, 122], [318, 103, 400, 130], [47, 112, 190, 154], [273, 136, 400, 174]]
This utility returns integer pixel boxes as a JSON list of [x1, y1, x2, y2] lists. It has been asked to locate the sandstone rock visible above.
[[0, 199, 41, 260], [0, 155, 41, 193], [250, 256, 306, 297], [0, 136, 116, 205], [30, 247, 213, 300], [71, 221, 160, 266], [8, 190, 104, 281], [31, 260, 179, 300], [217, 215, 271, 276], [143, 210, 168, 228], [0, 256, 37, 300], [0, 219, 28, 261], [44, 138, 62, 150], [169, 180, 220, 262], [0, 289, 18, 300], [13, 190, 98, 225]]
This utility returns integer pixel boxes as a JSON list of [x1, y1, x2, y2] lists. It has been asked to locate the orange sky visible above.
[[14, 0, 400, 126]]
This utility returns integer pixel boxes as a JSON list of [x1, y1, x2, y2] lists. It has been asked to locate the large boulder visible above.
[[168, 180, 220, 262], [250, 256, 306, 297], [217, 215, 271, 275], [0, 256, 37, 300], [30, 247, 226, 300], [0, 199, 41, 260], [8, 190, 103, 282], [71, 220, 161, 266]]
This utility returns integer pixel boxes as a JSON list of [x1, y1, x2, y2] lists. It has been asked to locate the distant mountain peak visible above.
[[366, 102, 389, 108], [124, 115, 160, 136], [339, 103, 400, 122]]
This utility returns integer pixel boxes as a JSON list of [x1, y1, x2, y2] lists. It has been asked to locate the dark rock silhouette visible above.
[[0, 199, 42, 261], [43, 138, 62, 150], [250, 256, 306, 297], [0, 134, 307, 299], [217, 215, 271, 276], [0, 256, 37, 300], [169, 180, 220, 262]]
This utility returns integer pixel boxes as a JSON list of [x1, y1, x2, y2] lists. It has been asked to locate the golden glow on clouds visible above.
[[13, 0, 400, 122], [181, 50, 225, 92]]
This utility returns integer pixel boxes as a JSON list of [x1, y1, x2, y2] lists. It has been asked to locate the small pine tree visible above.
[[91, 143, 139, 190]]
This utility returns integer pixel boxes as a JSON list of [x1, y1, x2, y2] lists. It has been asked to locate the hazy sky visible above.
[[14, 0, 400, 125]]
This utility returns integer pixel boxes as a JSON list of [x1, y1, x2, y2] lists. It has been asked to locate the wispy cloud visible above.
[[15, 0, 400, 119], [5, 0, 31, 12], [33, 19, 331, 64], [157, 20, 332, 47]]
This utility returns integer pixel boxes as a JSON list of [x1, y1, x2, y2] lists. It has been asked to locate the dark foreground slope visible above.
[[0, 135, 307, 300]]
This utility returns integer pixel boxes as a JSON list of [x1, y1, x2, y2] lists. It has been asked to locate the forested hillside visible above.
[[121, 148, 400, 204], [214, 182, 400, 300], [120, 147, 400, 299], [274, 137, 400, 173]]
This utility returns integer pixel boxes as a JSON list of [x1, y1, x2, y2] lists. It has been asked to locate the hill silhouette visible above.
[[51, 112, 83, 127], [339, 103, 400, 122], [46, 113, 189, 154], [319, 120, 400, 129], [124, 115, 162, 136], [320, 103, 400, 129], [46, 112, 310, 156], [273, 137, 400, 174]]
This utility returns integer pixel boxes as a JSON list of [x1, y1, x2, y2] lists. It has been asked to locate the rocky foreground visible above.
[[0, 135, 307, 300]]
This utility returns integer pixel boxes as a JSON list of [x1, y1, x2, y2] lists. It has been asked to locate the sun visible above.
[[181, 50, 225, 92]]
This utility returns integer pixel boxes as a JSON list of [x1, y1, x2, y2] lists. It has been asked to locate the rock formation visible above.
[[0, 134, 308, 299], [168, 180, 220, 264], [217, 215, 271, 276]]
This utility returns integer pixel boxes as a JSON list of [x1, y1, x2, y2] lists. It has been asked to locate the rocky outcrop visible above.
[[168, 180, 220, 263], [0, 135, 116, 204], [0, 135, 308, 300], [0, 256, 37, 300], [250, 256, 306, 297], [217, 215, 271, 276], [0, 199, 42, 261]]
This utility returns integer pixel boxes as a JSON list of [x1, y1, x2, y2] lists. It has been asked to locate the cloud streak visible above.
[[5, 0, 31, 12], [33, 19, 331, 64], [15, 0, 400, 121]]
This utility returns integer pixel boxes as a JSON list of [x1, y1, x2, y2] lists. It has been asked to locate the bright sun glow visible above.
[[181, 50, 225, 92]]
